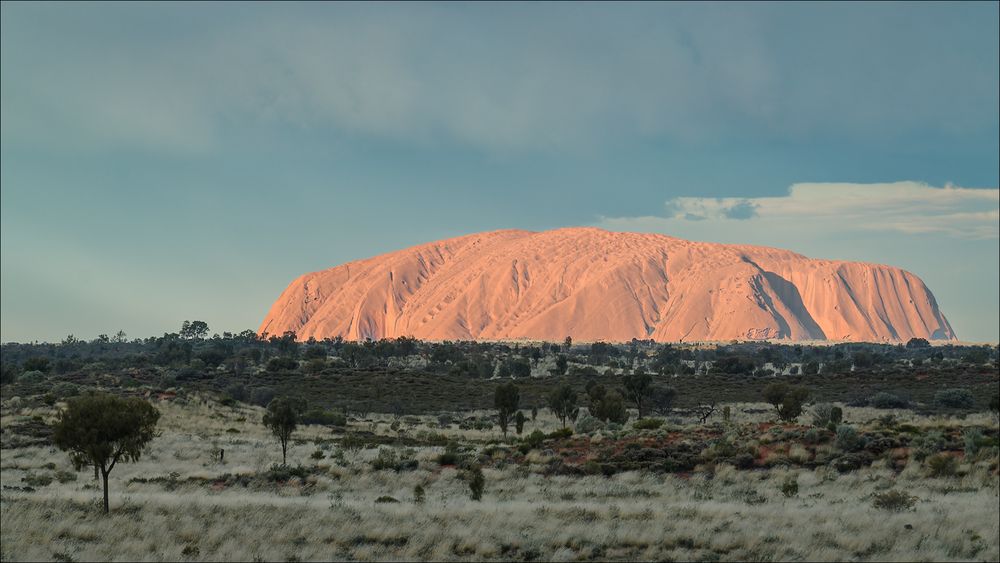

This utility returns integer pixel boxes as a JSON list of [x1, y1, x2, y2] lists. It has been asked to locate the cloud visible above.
[[628, 182, 999, 239], [2, 3, 997, 153]]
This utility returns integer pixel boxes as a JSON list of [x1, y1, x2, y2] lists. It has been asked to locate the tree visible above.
[[180, 320, 209, 340], [763, 383, 810, 422], [514, 411, 526, 435], [586, 383, 628, 424], [563, 336, 572, 350], [905, 337, 931, 349], [494, 382, 520, 439], [52, 393, 160, 513], [554, 355, 568, 375], [622, 371, 653, 418], [548, 384, 577, 429], [263, 398, 301, 465]]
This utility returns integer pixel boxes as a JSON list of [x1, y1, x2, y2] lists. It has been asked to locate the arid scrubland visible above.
[[2, 394, 998, 562]]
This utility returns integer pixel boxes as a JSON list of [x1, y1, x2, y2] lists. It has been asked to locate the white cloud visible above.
[[609, 182, 999, 239]]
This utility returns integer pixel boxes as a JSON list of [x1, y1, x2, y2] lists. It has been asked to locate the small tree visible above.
[[514, 411, 526, 435], [555, 355, 568, 375], [468, 465, 485, 501], [494, 383, 520, 439], [622, 371, 653, 418], [586, 383, 628, 424], [263, 397, 300, 465], [763, 383, 810, 422], [530, 405, 538, 422], [548, 384, 577, 429], [52, 393, 160, 513]]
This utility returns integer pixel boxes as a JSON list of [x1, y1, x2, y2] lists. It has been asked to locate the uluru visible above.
[[259, 227, 956, 343]]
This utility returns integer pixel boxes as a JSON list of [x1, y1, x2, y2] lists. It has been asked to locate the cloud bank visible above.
[[636, 182, 999, 240], [2, 3, 997, 154]]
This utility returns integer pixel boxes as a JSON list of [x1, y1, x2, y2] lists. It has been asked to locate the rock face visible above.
[[259, 227, 955, 343]]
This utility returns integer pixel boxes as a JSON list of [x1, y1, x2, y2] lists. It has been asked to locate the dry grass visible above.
[[1, 395, 998, 562]]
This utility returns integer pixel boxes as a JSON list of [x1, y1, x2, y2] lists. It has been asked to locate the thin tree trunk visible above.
[[282, 440, 287, 465], [101, 470, 109, 514]]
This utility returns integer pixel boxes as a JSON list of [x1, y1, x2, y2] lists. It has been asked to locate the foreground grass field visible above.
[[2, 394, 998, 562]]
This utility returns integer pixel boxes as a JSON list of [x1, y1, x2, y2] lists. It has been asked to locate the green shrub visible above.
[[780, 476, 799, 498], [632, 418, 664, 430], [911, 430, 945, 461], [55, 470, 78, 483], [310, 450, 325, 460], [375, 495, 399, 503], [371, 448, 417, 472], [811, 403, 841, 426], [413, 484, 425, 504], [575, 415, 605, 434], [835, 425, 863, 452], [21, 473, 53, 487], [935, 388, 975, 409], [300, 409, 347, 427], [870, 392, 908, 409], [522, 429, 546, 450], [872, 490, 917, 512], [546, 427, 573, 440], [467, 466, 485, 501]]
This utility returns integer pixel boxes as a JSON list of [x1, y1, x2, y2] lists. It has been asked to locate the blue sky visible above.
[[2, 2, 998, 342]]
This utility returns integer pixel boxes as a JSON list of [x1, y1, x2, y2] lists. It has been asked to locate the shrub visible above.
[[780, 476, 799, 498], [835, 425, 863, 452], [375, 496, 399, 503], [17, 370, 46, 384], [935, 388, 975, 409], [300, 409, 347, 427], [310, 450, 325, 460], [911, 430, 945, 461], [371, 448, 416, 472], [547, 427, 573, 440], [632, 418, 664, 430], [763, 383, 810, 422], [575, 415, 605, 434], [963, 428, 989, 457], [811, 403, 841, 427], [22, 473, 53, 487], [872, 490, 917, 512], [870, 392, 909, 409], [55, 470, 78, 483], [467, 466, 485, 501], [925, 453, 958, 477], [413, 484, 425, 504], [523, 429, 546, 450]]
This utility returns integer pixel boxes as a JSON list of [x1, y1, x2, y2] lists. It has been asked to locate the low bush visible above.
[[935, 388, 975, 409], [870, 392, 909, 409], [632, 418, 664, 430], [925, 453, 958, 477], [872, 490, 917, 512]]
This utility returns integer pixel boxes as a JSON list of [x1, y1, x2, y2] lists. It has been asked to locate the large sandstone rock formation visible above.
[[259, 227, 955, 343]]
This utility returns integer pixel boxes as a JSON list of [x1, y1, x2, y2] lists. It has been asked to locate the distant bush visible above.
[[911, 430, 945, 461], [935, 388, 974, 409], [575, 415, 605, 434], [21, 473, 53, 487], [780, 476, 799, 498], [300, 409, 347, 427], [835, 425, 863, 452], [413, 484, 425, 504], [522, 429, 546, 451], [870, 392, 909, 409], [371, 448, 417, 472], [375, 495, 399, 504], [249, 387, 276, 407], [872, 490, 917, 512], [547, 427, 573, 440], [467, 466, 485, 501], [17, 370, 46, 384], [266, 357, 298, 372], [264, 464, 310, 482], [810, 403, 842, 427], [632, 418, 664, 430], [925, 453, 958, 477]]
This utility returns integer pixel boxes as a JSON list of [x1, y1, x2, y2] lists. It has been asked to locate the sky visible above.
[[1, 2, 998, 343]]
